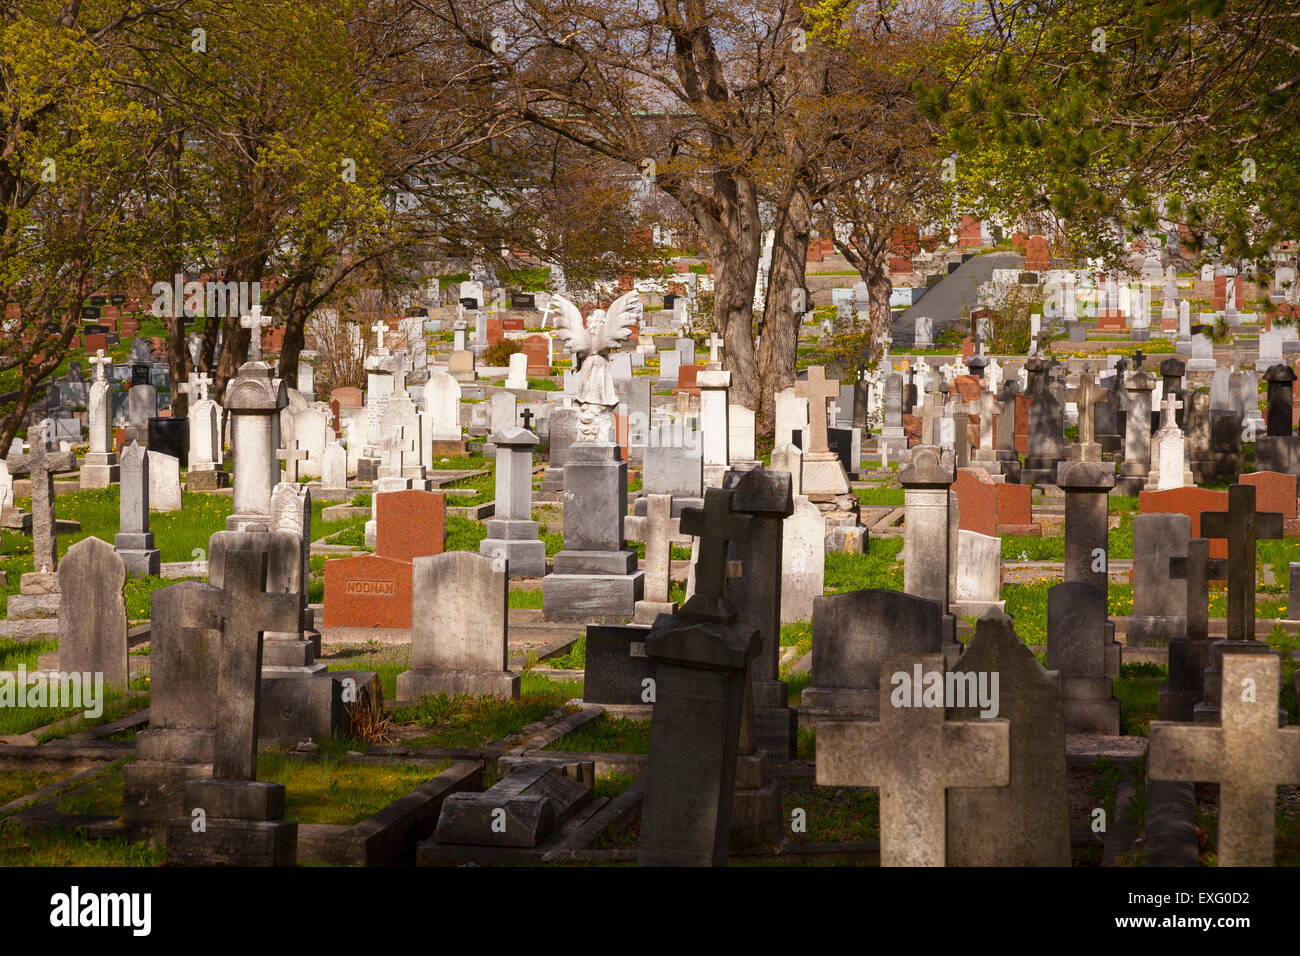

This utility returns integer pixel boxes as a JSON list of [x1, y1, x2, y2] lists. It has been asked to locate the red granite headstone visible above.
[[376, 490, 447, 564], [502, 317, 524, 332], [889, 257, 914, 274], [486, 317, 503, 346], [959, 215, 983, 251], [332, 386, 363, 407], [675, 364, 702, 397], [951, 374, 982, 403], [523, 335, 551, 376], [1240, 471, 1297, 519], [323, 554, 414, 629], [902, 413, 922, 447], [1014, 394, 1030, 454], [1024, 235, 1050, 271], [83, 333, 108, 354], [1139, 486, 1230, 559], [1213, 275, 1227, 312], [995, 481, 1037, 534], [953, 468, 997, 537]]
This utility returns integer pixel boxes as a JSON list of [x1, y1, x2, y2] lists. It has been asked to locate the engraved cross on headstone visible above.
[[1200, 484, 1283, 642], [240, 307, 272, 363], [89, 349, 111, 383]]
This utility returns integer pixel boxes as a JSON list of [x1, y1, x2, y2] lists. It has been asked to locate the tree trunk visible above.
[[757, 180, 813, 437]]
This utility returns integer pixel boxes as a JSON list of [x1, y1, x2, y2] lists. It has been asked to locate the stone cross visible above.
[[1200, 485, 1283, 642], [7, 421, 77, 572], [190, 371, 213, 403], [372, 320, 390, 352], [1131, 348, 1146, 370], [539, 300, 555, 329], [1149, 653, 1300, 866], [817, 654, 1010, 866], [1160, 390, 1183, 428], [214, 549, 303, 781], [240, 308, 272, 363], [90, 349, 110, 383], [680, 487, 751, 601], [625, 494, 693, 604], [706, 331, 724, 364], [1169, 538, 1228, 642], [794, 366, 841, 455], [276, 439, 308, 483], [520, 408, 535, 431], [1066, 367, 1106, 446]]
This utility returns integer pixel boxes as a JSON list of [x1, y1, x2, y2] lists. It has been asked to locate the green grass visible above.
[[446, 515, 488, 552], [781, 778, 880, 844], [0, 769, 64, 809], [508, 588, 543, 609], [0, 673, 148, 738], [429, 455, 487, 470], [324, 643, 409, 702], [544, 635, 585, 669], [855, 487, 904, 507], [257, 754, 447, 825], [442, 470, 496, 507], [824, 537, 903, 593], [0, 821, 163, 866], [544, 714, 651, 754], [527, 377, 561, 391], [391, 674, 582, 747]]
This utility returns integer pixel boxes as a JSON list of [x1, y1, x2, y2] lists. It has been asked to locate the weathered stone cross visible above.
[[1169, 538, 1229, 642], [214, 549, 303, 780], [190, 371, 213, 403], [625, 494, 693, 604], [706, 331, 724, 364], [1200, 484, 1282, 642], [241, 307, 272, 363], [1160, 390, 1183, 427], [372, 320, 390, 352], [276, 439, 308, 483], [1149, 653, 1300, 866], [794, 366, 840, 455], [1067, 366, 1107, 446], [817, 653, 1010, 866], [680, 487, 751, 615], [89, 349, 111, 383], [7, 420, 77, 572]]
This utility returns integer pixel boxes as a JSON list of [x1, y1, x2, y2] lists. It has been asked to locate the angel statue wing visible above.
[[596, 291, 641, 351], [548, 295, 590, 355]]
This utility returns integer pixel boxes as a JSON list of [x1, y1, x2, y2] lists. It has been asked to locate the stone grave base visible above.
[[165, 780, 296, 866], [430, 439, 467, 458], [799, 685, 880, 722], [1126, 614, 1184, 648], [185, 468, 228, 490], [478, 536, 546, 578], [730, 751, 782, 852], [753, 679, 796, 760], [79, 453, 119, 489], [1062, 695, 1121, 736], [395, 667, 520, 701], [259, 669, 379, 747], [632, 600, 676, 625], [542, 572, 645, 623]]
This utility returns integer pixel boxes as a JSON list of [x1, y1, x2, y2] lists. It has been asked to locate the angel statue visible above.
[[551, 291, 641, 442]]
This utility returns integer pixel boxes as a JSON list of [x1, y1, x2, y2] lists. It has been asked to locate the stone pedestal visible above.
[[113, 531, 161, 578], [899, 445, 959, 658], [186, 466, 229, 490], [1055, 458, 1115, 591], [165, 779, 297, 866], [79, 451, 119, 489], [543, 442, 644, 622], [478, 427, 546, 578]]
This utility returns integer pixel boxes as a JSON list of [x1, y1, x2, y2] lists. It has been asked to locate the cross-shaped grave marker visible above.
[[1169, 538, 1229, 642], [89, 349, 111, 383], [793, 366, 841, 455], [214, 549, 303, 780], [625, 494, 694, 604], [372, 319, 390, 352], [277, 439, 308, 483], [8, 420, 77, 572], [520, 407, 536, 431], [1131, 348, 1147, 370], [189, 371, 213, 403], [1160, 389, 1183, 425], [1150, 653, 1300, 866], [706, 331, 725, 364], [1200, 484, 1282, 642], [240, 307, 272, 363], [817, 653, 1010, 866], [1067, 365, 1108, 446], [679, 486, 751, 619]]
